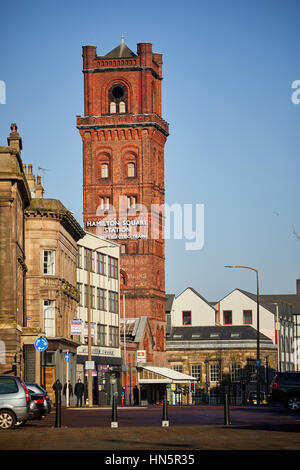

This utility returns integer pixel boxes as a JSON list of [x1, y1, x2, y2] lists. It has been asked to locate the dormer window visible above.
[[109, 84, 127, 114]]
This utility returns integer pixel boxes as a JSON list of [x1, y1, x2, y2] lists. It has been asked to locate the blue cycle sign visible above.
[[34, 337, 48, 351]]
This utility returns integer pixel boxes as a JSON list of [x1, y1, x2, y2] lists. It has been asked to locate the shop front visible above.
[[76, 345, 122, 406], [137, 366, 196, 405]]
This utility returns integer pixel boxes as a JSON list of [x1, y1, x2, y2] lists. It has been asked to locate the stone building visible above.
[[0, 124, 31, 376], [24, 170, 85, 400]]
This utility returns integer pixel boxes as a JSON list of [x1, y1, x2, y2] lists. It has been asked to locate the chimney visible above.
[[35, 174, 44, 198], [26, 164, 35, 189], [7, 123, 22, 152], [297, 279, 300, 295]]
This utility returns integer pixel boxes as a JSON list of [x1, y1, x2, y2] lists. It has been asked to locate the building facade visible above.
[[166, 288, 280, 404], [0, 124, 31, 376], [77, 38, 169, 368], [24, 174, 85, 401], [76, 231, 122, 405]]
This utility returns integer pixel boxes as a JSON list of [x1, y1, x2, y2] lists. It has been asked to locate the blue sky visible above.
[[1, 0, 299, 300]]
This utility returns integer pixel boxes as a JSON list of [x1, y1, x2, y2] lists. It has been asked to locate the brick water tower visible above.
[[77, 38, 169, 366]]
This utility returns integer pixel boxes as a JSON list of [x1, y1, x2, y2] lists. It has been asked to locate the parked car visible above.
[[246, 391, 268, 405], [26, 383, 51, 415], [270, 372, 300, 411], [0, 376, 32, 429]]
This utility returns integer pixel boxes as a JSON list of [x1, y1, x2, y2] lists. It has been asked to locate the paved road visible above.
[[0, 405, 299, 452]]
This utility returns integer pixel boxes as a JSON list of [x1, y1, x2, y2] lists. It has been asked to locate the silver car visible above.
[[0, 376, 32, 429]]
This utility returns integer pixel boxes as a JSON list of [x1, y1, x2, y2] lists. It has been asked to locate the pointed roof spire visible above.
[[104, 37, 136, 59]]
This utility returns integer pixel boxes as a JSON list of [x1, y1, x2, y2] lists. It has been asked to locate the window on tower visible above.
[[101, 163, 109, 178], [109, 84, 127, 114], [127, 162, 135, 178]]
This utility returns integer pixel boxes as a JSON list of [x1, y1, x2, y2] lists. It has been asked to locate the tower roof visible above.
[[104, 37, 136, 59]]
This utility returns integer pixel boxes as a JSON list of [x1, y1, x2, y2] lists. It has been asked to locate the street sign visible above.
[[85, 360, 95, 370], [136, 350, 146, 364], [34, 337, 48, 352], [64, 353, 70, 363]]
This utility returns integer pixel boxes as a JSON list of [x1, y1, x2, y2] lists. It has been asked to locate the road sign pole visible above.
[[66, 351, 69, 408]]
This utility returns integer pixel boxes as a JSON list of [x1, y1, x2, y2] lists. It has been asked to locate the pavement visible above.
[[0, 418, 300, 452]]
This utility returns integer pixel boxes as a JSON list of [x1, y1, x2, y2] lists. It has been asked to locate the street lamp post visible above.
[[225, 265, 261, 405], [87, 244, 118, 408]]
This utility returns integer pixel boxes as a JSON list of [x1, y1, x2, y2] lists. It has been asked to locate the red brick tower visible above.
[[77, 39, 169, 366]]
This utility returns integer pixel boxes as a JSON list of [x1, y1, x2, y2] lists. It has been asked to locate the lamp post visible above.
[[225, 265, 261, 405], [87, 244, 118, 408]]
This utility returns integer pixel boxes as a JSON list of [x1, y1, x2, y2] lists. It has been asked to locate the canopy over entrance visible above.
[[138, 366, 196, 384]]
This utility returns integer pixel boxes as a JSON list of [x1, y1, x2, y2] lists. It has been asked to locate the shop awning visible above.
[[138, 366, 197, 384]]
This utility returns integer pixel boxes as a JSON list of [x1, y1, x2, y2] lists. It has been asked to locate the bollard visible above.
[[224, 393, 230, 427], [162, 393, 169, 427], [55, 389, 61, 428], [111, 394, 118, 428]]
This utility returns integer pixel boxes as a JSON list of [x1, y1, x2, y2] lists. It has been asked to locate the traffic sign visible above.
[[64, 353, 70, 363], [34, 337, 48, 352]]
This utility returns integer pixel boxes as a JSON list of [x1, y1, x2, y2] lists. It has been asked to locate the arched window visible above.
[[108, 84, 128, 114], [119, 101, 126, 113], [127, 162, 135, 178], [101, 163, 109, 178], [110, 101, 116, 114]]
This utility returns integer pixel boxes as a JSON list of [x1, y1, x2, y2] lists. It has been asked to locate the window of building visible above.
[[77, 283, 83, 306], [191, 364, 201, 381], [173, 364, 183, 373], [97, 324, 106, 346], [210, 364, 220, 382], [84, 284, 88, 308], [99, 197, 110, 212], [108, 257, 118, 279], [231, 364, 241, 382], [43, 250, 55, 275], [97, 288, 106, 311], [101, 163, 109, 178], [96, 252, 106, 275], [243, 310, 252, 325], [43, 300, 55, 337], [127, 196, 137, 209], [77, 247, 82, 268], [223, 310, 232, 325], [109, 84, 127, 114], [127, 162, 135, 178], [109, 291, 119, 313], [182, 311, 192, 325], [109, 326, 119, 347], [90, 286, 95, 309]]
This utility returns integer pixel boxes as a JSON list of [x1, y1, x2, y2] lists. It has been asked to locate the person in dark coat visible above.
[[74, 378, 85, 407], [52, 379, 62, 405], [133, 385, 140, 406]]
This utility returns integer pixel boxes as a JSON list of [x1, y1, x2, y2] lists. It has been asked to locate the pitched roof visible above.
[[104, 38, 136, 59], [167, 325, 273, 343]]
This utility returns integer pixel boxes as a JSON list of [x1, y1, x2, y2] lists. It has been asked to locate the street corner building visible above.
[[0, 124, 31, 376]]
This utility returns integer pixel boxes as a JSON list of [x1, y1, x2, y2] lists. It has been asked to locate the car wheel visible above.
[[0, 410, 16, 430], [286, 396, 300, 411]]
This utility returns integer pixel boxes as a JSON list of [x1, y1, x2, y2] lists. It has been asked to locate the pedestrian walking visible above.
[[63, 380, 73, 405], [74, 378, 85, 407], [133, 385, 139, 406]]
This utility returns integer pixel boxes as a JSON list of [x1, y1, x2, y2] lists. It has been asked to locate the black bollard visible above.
[[55, 389, 61, 428], [162, 393, 169, 427], [224, 393, 230, 427], [111, 394, 118, 428]]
